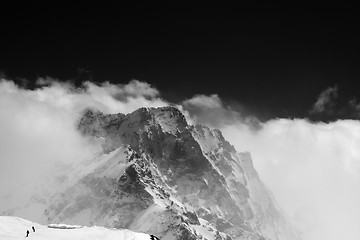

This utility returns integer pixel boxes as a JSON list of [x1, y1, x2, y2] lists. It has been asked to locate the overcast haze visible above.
[[1, 10, 360, 240]]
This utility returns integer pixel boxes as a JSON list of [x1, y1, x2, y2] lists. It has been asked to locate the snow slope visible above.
[[0, 216, 150, 240], [1, 106, 301, 240]]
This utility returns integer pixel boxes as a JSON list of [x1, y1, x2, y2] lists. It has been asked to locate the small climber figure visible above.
[[32, 226, 35, 232], [150, 234, 160, 240], [26, 230, 29, 237]]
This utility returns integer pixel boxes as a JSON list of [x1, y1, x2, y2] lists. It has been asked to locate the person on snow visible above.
[[32, 226, 35, 232], [26, 230, 29, 237], [150, 234, 160, 240]]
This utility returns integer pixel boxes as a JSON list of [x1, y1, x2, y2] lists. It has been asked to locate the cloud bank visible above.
[[1, 78, 359, 240], [182, 94, 261, 130], [184, 93, 360, 240], [0, 78, 168, 212]]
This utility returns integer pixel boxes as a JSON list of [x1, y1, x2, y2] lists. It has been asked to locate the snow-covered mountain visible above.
[[2, 106, 300, 240], [0, 216, 150, 240]]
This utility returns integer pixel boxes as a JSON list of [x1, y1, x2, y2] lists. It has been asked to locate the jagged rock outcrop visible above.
[[4, 106, 301, 240]]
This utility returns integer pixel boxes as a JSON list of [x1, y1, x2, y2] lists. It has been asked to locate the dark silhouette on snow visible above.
[[26, 230, 29, 237], [150, 234, 160, 240], [32, 226, 35, 232]]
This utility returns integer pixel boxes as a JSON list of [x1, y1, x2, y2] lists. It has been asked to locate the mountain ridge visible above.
[[2, 106, 300, 240]]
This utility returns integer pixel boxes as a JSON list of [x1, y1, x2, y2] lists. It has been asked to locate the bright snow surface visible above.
[[0, 216, 150, 240]]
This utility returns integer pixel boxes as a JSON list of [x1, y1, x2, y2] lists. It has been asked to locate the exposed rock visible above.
[[5, 106, 300, 240]]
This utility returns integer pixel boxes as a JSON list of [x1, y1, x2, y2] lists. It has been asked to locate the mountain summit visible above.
[[3, 106, 300, 240]]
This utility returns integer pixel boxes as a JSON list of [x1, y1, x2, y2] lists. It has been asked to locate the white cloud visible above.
[[221, 118, 360, 240], [0, 78, 168, 212], [32, 79, 166, 115], [311, 85, 338, 114], [1, 78, 360, 239], [184, 93, 360, 239], [183, 94, 223, 109], [182, 94, 261, 129], [182, 94, 234, 127]]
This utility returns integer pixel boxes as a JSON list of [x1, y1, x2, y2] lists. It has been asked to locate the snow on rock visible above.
[[1, 106, 301, 240], [0, 216, 150, 240]]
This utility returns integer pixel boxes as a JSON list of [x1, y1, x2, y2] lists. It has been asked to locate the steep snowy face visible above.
[[76, 106, 300, 240], [78, 107, 210, 178], [190, 125, 299, 240], [3, 106, 300, 240]]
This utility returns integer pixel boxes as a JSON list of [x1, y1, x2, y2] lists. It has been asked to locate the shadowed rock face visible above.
[[32, 106, 300, 240]]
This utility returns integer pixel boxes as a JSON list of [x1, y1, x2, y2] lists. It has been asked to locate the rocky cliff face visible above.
[[4, 106, 300, 240]]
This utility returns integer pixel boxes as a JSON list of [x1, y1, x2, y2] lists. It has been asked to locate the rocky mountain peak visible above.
[[4, 106, 300, 240], [75, 106, 300, 239]]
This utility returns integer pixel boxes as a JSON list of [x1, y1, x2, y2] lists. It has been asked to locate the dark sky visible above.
[[0, 10, 359, 121]]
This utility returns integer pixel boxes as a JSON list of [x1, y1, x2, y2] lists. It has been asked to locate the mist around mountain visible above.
[[2, 78, 359, 240], [2, 105, 300, 240]]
